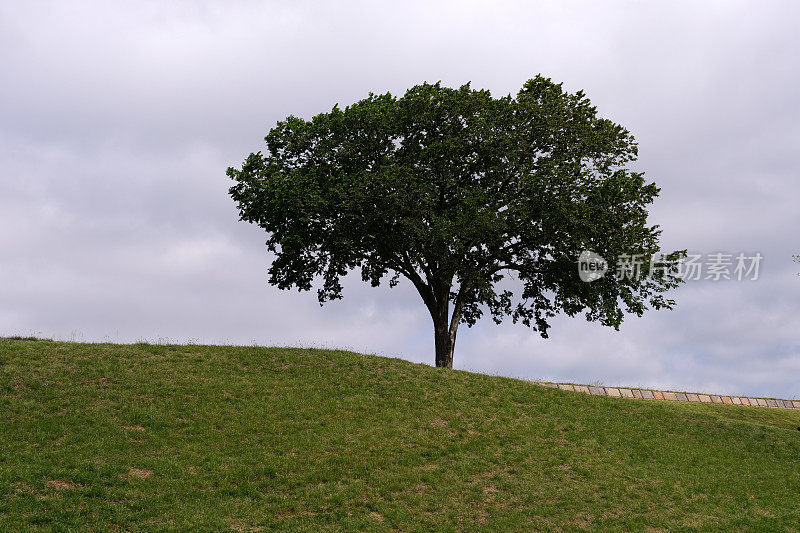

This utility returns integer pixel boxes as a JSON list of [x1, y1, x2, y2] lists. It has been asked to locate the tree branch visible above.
[[449, 282, 470, 340], [393, 253, 436, 311]]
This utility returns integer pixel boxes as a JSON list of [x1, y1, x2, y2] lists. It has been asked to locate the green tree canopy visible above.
[[228, 76, 683, 368]]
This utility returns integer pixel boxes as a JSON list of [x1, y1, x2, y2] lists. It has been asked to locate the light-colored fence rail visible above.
[[535, 382, 799, 409]]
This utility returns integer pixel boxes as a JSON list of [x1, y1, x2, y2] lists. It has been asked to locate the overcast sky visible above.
[[2, 1, 798, 397]]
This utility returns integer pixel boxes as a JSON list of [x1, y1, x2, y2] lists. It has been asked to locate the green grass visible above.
[[2, 340, 800, 531]]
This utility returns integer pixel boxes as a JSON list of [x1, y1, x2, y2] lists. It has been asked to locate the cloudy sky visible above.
[[2, 1, 798, 397]]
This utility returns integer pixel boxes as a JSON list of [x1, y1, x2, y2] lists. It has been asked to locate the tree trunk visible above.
[[432, 299, 458, 368], [414, 275, 463, 369], [434, 320, 455, 368]]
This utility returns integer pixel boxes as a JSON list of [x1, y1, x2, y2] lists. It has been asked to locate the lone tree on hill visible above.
[[228, 76, 683, 368]]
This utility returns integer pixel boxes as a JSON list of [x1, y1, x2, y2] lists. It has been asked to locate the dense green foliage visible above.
[[228, 76, 682, 367], [2, 339, 800, 531]]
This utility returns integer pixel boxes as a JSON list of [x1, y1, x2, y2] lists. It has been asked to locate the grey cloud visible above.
[[1, 0, 799, 398]]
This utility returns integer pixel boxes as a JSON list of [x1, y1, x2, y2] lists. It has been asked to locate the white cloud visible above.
[[1, 0, 799, 397]]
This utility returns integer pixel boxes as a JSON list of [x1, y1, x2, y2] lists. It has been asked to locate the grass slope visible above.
[[2, 340, 800, 531]]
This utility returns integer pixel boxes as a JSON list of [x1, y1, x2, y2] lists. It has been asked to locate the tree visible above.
[[228, 76, 683, 369]]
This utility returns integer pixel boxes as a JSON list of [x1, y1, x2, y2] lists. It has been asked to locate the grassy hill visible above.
[[2, 339, 800, 531]]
